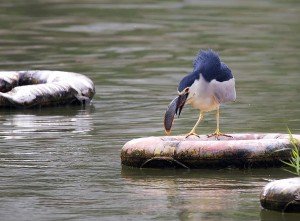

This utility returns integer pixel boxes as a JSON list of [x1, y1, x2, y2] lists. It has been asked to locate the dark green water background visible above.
[[0, 0, 300, 220]]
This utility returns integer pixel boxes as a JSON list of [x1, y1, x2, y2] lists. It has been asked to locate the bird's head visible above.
[[163, 66, 199, 135], [175, 75, 195, 117]]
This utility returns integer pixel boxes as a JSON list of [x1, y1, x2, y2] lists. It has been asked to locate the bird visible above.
[[164, 49, 236, 139]]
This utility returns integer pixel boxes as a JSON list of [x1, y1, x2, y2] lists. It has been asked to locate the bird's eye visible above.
[[185, 88, 189, 93]]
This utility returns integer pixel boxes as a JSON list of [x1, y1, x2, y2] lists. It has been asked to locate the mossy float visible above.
[[260, 177, 300, 213], [0, 70, 95, 108], [121, 133, 300, 169]]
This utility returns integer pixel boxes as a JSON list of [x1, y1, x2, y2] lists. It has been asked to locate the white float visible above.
[[121, 133, 300, 169], [0, 70, 95, 108], [260, 177, 300, 213]]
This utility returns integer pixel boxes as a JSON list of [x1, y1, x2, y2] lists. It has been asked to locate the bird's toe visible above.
[[207, 131, 233, 140], [185, 131, 200, 138]]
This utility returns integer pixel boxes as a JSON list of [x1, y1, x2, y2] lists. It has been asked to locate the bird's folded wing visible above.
[[211, 78, 236, 103]]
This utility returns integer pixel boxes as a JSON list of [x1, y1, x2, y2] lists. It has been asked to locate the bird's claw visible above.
[[207, 131, 233, 140], [185, 131, 200, 138]]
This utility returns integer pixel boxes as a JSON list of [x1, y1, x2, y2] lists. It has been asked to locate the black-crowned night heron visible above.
[[164, 49, 236, 139]]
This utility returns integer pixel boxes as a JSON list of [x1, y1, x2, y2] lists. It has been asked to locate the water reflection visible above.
[[121, 168, 296, 220], [0, 106, 94, 140], [62, 22, 164, 34]]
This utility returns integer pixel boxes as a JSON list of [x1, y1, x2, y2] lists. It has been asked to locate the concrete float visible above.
[[0, 70, 95, 108], [260, 177, 300, 213], [121, 133, 300, 169]]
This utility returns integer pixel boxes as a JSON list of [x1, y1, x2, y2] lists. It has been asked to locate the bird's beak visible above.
[[164, 93, 188, 135], [176, 93, 188, 117]]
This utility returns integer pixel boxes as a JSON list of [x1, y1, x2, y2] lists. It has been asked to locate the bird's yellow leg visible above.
[[207, 108, 232, 140], [185, 111, 204, 137]]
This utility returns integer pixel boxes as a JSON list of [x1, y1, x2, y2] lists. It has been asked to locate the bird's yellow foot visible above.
[[185, 131, 200, 138], [207, 131, 233, 140]]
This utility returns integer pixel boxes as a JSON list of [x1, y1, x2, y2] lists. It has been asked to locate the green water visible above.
[[0, 0, 300, 220]]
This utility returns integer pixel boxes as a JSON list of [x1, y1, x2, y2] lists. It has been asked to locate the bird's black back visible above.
[[178, 49, 234, 92], [193, 49, 233, 82]]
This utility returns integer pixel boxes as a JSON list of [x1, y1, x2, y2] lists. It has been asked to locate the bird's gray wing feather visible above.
[[211, 78, 236, 103]]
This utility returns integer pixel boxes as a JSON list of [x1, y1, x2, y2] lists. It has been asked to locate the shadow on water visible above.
[[260, 210, 300, 221]]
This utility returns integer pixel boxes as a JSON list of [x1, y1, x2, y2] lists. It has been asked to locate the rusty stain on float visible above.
[[121, 133, 300, 169], [260, 177, 300, 213], [0, 70, 95, 108]]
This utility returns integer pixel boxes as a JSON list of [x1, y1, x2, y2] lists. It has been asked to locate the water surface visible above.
[[0, 0, 300, 220]]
